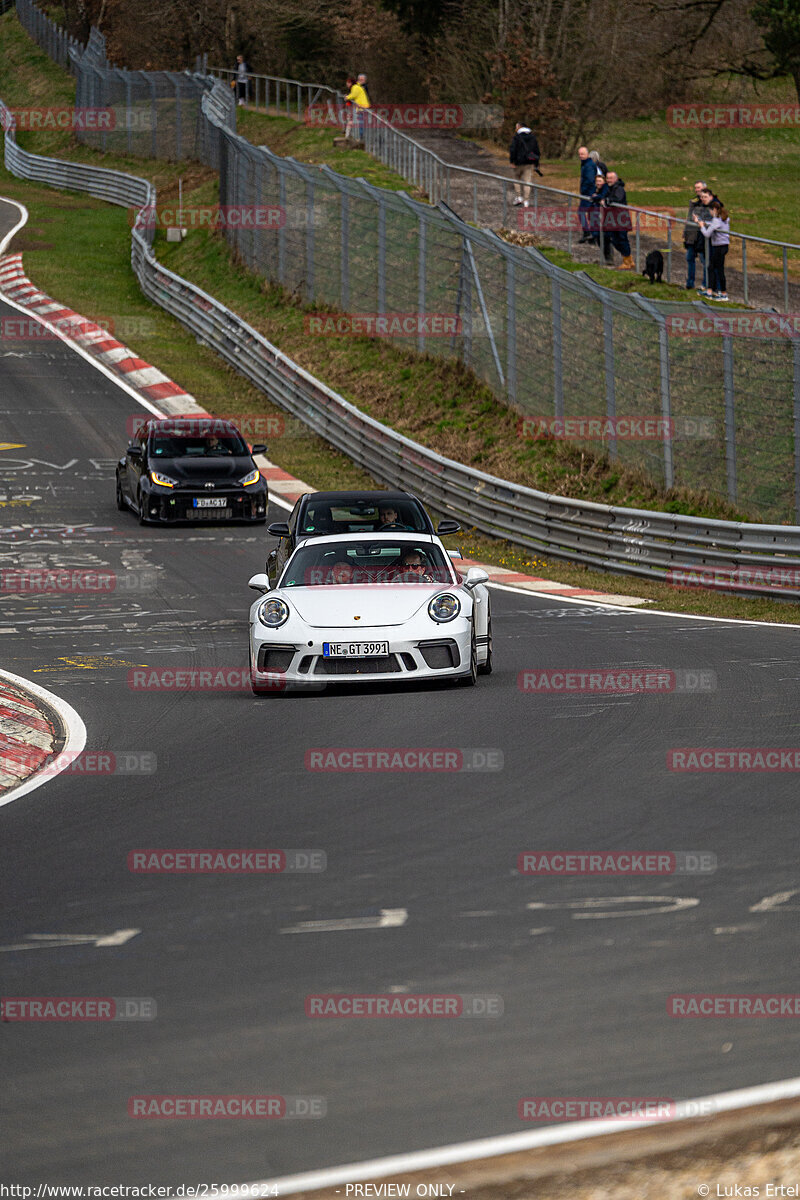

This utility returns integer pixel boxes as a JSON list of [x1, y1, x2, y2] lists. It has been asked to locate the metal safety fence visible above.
[[206, 67, 800, 312], [4, 85, 800, 600], [14, 0, 800, 524]]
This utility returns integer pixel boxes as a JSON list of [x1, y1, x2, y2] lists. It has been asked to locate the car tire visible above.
[[458, 626, 478, 687], [478, 609, 493, 675], [116, 476, 127, 512], [137, 487, 150, 526]]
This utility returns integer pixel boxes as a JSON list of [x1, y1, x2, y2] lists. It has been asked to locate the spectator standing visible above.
[[589, 149, 608, 176], [342, 77, 355, 139], [578, 146, 599, 244], [697, 200, 730, 300], [509, 122, 541, 208], [588, 173, 609, 254], [346, 73, 371, 139], [683, 180, 711, 291], [233, 55, 249, 107], [602, 171, 633, 269]]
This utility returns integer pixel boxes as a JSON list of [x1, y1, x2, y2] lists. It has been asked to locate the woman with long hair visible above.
[[697, 200, 730, 301]]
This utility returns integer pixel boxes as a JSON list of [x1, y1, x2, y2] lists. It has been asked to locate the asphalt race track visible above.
[[1, 205, 799, 1181]]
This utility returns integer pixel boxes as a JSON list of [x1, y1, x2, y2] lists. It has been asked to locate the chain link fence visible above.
[[14, 0, 800, 523]]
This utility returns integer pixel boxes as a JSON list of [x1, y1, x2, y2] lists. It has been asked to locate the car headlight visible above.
[[150, 470, 178, 488], [257, 597, 289, 627], [239, 467, 261, 487], [428, 593, 461, 623]]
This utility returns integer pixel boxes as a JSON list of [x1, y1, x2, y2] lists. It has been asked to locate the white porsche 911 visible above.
[[247, 532, 491, 693]]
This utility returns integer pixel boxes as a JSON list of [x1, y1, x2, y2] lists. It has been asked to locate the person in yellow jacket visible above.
[[345, 74, 370, 138]]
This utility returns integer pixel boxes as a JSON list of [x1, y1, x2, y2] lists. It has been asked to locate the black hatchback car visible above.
[[116, 417, 269, 524], [266, 489, 460, 583]]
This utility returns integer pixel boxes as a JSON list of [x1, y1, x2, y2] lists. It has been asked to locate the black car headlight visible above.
[[428, 593, 461, 623], [150, 470, 179, 488], [257, 597, 290, 628], [239, 467, 261, 487]]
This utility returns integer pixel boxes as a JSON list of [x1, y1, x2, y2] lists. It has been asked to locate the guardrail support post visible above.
[[551, 277, 564, 420], [723, 334, 737, 503]]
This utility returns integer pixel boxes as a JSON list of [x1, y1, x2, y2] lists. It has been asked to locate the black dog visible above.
[[642, 249, 664, 284]]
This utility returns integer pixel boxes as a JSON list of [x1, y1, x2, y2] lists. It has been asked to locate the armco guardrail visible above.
[[4, 87, 800, 600]]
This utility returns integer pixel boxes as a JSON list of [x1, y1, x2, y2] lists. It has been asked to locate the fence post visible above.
[[174, 77, 182, 160], [306, 179, 315, 299], [149, 74, 158, 158], [794, 339, 800, 522], [417, 213, 427, 356], [603, 296, 617, 460], [506, 254, 517, 405], [377, 195, 386, 313], [722, 334, 737, 503], [278, 170, 286, 285], [125, 71, 133, 154], [633, 295, 673, 489], [341, 192, 350, 309], [551, 277, 564, 420]]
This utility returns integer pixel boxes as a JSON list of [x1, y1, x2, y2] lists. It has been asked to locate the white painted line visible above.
[[0, 199, 29, 256], [238, 1075, 800, 1194], [0, 669, 87, 808], [0, 928, 141, 952], [486, 580, 800, 629], [280, 907, 408, 934]]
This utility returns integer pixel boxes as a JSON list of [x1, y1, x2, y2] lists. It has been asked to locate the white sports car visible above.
[[247, 532, 492, 693]]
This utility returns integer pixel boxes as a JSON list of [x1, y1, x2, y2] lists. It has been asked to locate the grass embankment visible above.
[[1, 10, 798, 621]]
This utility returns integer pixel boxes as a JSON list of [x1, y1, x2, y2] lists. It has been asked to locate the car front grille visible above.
[[314, 655, 401, 675]]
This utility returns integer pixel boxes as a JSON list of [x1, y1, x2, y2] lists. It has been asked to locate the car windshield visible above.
[[280, 541, 454, 587], [299, 501, 428, 535], [149, 434, 248, 457]]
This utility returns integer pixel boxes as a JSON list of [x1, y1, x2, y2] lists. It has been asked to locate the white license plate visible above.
[[193, 497, 228, 508], [323, 641, 389, 657]]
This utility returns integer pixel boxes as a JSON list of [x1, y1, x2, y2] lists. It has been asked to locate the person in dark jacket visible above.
[[578, 146, 599, 244], [509, 122, 541, 207], [684, 180, 711, 290], [602, 171, 633, 268], [588, 173, 609, 255]]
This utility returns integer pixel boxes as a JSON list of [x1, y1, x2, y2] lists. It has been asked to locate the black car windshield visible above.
[[300, 500, 428, 535], [280, 541, 454, 587], [150, 434, 249, 457]]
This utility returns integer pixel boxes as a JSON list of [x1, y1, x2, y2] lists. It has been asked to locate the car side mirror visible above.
[[267, 522, 290, 538], [127, 445, 143, 459], [250, 443, 267, 455], [248, 573, 271, 593], [437, 518, 461, 535], [463, 567, 488, 590]]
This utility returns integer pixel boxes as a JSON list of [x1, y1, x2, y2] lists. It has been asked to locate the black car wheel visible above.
[[137, 486, 151, 526], [478, 609, 493, 675], [115, 475, 127, 512]]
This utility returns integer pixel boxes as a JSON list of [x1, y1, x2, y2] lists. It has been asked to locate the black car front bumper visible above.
[[141, 483, 268, 522]]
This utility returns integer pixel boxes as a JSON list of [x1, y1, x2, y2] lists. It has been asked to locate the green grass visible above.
[[236, 109, 417, 194]]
